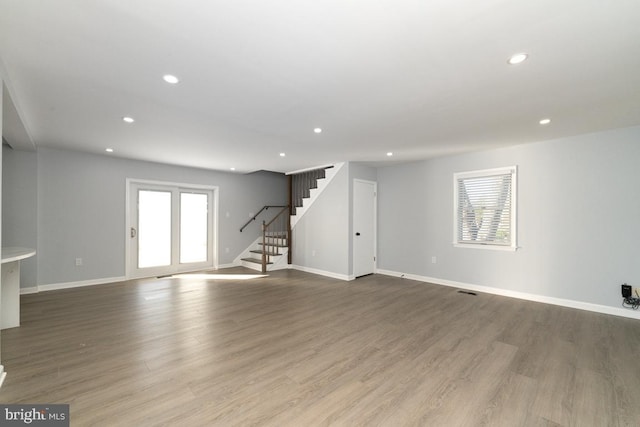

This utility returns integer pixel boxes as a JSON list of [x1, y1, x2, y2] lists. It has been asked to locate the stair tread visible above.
[[258, 243, 288, 248], [250, 250, 280, 256], [241, 258, 273, 265]]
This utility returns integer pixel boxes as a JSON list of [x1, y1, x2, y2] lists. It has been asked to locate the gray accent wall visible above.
[[377, 126, 640, 309], [3, 147, 286, 287]]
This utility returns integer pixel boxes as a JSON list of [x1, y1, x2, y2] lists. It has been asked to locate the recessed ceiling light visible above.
[[230, 167, 236, 171], [314, 128, 322, 134], [122, 116, 135, 123], [387, 152, 393, 157], [105, 148, 114, 153], [508, 53, 528, 65], [539, 118, 552, 125], [279, 152, 286, 157], [163, 74, 180, 84]]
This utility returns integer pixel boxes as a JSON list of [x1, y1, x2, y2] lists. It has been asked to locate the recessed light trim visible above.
[[230, 167, 236, 171], [163, 74, 180, 84], [314, 128, 322, 134], [105, 148, 114, 153], [122, 116, 135, 123], [539, 118, 551, 125], [279, 152, 286, 157], [508, 53, 528, 65], [387, 152, 393, 157]]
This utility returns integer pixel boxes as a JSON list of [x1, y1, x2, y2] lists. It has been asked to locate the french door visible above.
[[127, 180, 217, 279]]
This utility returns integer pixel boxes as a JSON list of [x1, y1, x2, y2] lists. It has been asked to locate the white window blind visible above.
[[454, 166, 517, 249]]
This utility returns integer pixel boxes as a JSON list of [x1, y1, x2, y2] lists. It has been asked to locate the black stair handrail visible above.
[[239, 205, 288, 232]]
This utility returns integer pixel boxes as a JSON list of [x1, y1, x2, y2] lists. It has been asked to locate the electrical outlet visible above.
[[431, 256, 437, 264], [75, 258, 83, 266]]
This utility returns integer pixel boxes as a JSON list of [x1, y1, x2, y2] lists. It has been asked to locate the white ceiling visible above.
[[1, 0, 639, 173]]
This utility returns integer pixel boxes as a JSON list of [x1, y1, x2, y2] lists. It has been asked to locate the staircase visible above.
[[240, 233, 289, 271], [237, 163, 343, 272], [290, 164, 341, 228]]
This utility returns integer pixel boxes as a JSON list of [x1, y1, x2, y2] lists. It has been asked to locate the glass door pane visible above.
[[138, 190, 172, 268], [180, 192, 208, 263]]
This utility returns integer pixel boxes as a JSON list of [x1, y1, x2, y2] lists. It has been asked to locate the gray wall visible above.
[[292, 162, 377, 278], [292, 163, 350, 276], [4, 147, 286, 287], [0, 81, 3, 259], [377, 126, 640, 309], [1, 147, 37, 287]]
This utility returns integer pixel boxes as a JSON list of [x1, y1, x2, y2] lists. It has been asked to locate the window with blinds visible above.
[[453, 166, 517, 250]]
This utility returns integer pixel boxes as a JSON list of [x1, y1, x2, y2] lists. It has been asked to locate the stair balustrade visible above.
[[260, 206, 290, 273], [291, 166, 332, 215], [240, 205, 290, 273]]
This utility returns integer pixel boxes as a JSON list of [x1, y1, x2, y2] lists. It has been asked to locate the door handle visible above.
[[131, 227, 137, 238], [355, 232, 361, 236]]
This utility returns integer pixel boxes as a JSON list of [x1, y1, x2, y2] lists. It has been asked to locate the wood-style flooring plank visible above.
[[1, 267, 639, 426]]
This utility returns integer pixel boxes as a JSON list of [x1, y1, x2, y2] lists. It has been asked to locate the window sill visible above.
[[453, 243, 518, 252]]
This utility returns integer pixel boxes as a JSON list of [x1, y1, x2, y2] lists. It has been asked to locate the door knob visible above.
[[355, 232, 361, 236], [131, 227, 137, 238]]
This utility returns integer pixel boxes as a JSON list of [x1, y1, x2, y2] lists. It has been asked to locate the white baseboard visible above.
[[22, 264, 249, 295], [291, 265, 354, 281], [376, 269, 640, 320], [19, 286, 39, 295], [217, 262, 240, 270], [31, 276, 127, 293]]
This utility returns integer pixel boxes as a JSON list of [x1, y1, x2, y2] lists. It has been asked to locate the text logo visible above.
[[0, 405, 69, 426]]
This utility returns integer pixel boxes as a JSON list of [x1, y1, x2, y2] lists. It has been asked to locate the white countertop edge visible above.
[[1, 247, 37, 263]]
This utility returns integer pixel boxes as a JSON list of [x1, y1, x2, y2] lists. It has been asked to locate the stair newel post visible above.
[[287, 204, 292, 264], [261, 220, 267, 273], [287, 174, 293, 265]]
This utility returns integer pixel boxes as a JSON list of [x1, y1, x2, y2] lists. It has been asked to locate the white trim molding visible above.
[[217, 262, 240, 270], [0, 365, 6, 390], [377, 269, 640, 320], [285, 163, 336, 176], [21, 276, 127, 294], [291, 264, 354, 281]]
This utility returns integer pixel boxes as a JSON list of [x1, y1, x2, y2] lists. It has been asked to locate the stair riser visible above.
[[291, 163, 343, 230], [250, 250, 280, 256], [259, 241, 287, 247]]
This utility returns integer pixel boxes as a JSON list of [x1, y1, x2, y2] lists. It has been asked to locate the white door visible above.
[[128, 181, 216, 279], [353, 179, 376, 278]]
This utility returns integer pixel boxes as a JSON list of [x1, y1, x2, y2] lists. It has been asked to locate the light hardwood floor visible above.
[[1, 268, 639, 426]]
